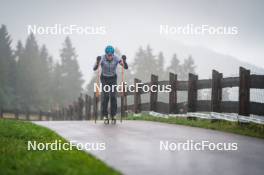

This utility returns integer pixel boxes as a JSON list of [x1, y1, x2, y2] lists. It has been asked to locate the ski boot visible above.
[[103, 116, 109, 125], [111, 115, 116, 124]]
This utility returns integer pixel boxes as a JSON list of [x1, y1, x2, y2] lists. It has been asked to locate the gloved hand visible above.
[[121, 55, 126, 61], [96, 56, 101, 63]]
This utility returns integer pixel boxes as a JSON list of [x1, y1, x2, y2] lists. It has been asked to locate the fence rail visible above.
[[1, 66, 264, 121]]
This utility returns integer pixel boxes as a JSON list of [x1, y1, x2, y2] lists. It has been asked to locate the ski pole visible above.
[[95, 61, 100, 123], [121, 59, 125, 123]]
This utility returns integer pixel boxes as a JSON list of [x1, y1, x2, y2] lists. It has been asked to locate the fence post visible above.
[[169, 73, 177, 114], [56, 110, 59, 120], [50, 112, 53, 121], [39, 110, 42, 121], [85, 95, 91, 120], [211, 70, 222, 112], [53, 111, 56, 121], [85, 95, 88, 120], [60, 108, 63, 120], [239, 67, 250, 116], [26, 109, 30, 120], [134, 78, 141, 113], [53, 111, 56, 120], [93, 92, 99, 121], [219, 73, 223, 105], [70, 106, 72, 120], [59, 109, 62, 120], [62, 107, 67, 120], [78, 94, 84, 120], [59, 110, 62, 120], [0, 108, 2, 118], [15, 109, 19, 119], [61, 109, 64, 120], [57, 110, 61, 120], [88, 96, 92, 120], [73, 101, 78, 120], [150, 74, 158, 112], [121, 82, 127, 119], [46, 112, 50, 121], [188, 73, 198, 112], [65, 107, 69, 120]]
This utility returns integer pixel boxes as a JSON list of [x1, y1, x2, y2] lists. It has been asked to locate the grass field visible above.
[[0, 119, 121, 175], [127, 114, 264, 139]]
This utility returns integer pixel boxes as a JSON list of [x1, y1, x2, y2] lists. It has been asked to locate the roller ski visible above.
[[111, 116, 117, 124], [103, 115, 116, 125], [103, 116, 109, 125]]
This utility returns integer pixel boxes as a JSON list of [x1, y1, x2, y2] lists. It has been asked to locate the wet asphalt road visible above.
[[34, 120, 264, 175]]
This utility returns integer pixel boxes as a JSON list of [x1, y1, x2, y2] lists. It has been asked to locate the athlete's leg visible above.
[[110, 76, 117, 118], [101, 76, 109, 117]]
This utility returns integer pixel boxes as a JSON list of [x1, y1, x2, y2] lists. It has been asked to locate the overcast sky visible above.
[[1, 0, 263, 83]]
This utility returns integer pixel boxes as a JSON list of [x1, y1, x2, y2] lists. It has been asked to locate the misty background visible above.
[[1, 0, 264, 80], [1, 0, 264, 110]]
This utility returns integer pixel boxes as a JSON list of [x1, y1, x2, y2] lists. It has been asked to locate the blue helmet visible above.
[[105, 45, 115, 55]]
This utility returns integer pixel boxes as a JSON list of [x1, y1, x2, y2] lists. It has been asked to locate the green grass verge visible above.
[[127, 115, 264, 139], [0, 119, 121, 175]]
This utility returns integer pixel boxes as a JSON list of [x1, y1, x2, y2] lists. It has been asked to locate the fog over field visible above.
[[1, 0, 263, 83]]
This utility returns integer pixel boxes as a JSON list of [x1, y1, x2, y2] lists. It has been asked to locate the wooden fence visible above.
[[0, 108, 58, 121], [1, 66, 264, 121]]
